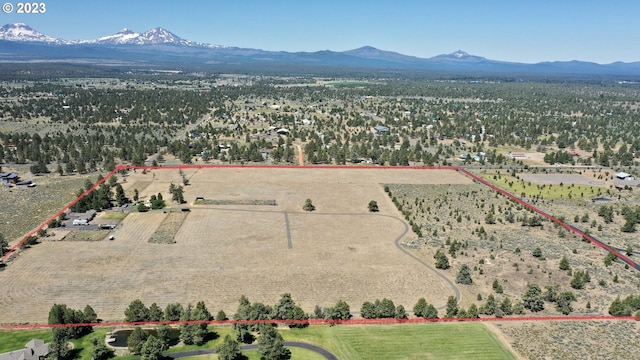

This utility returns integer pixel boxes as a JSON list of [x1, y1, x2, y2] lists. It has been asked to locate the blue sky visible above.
[[2, 0, 639, 64]]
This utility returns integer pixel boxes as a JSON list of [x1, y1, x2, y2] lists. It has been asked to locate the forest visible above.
[[1, 72, 639, 173]]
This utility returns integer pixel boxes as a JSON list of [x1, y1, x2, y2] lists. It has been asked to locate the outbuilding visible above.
[[374, 125, 390, 133], [615, 172, 634, 180]]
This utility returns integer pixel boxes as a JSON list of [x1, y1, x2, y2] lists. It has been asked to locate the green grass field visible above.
[[99, 211, 129, 220], [281, 323, 515, 360], [1, 323, 515, 360], [0, 329, 52, 353], [180, 347, 325, 360], [483, 174, 604, 200]]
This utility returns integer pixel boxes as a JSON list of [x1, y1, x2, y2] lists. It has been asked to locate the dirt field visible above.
[[0, 167, 471, 323]]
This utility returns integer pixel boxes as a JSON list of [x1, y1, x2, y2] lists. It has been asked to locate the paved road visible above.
[[160, 341, 338, 359]]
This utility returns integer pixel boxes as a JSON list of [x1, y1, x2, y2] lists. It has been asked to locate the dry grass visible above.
[[385, 176, 640, 314], [63, 230, 111, 242], [0, 167, 469, 324], [495, 320, 640, 360], [149, 211, 188, 244], [0, 170, 95, 244]]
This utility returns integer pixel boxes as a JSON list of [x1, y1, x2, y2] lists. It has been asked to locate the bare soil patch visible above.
[[0, 167, 469, 323]]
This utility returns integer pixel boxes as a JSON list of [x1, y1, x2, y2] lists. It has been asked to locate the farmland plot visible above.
[[0, 167, 470, 323]]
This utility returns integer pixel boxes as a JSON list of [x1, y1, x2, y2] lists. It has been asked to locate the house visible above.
[[508, 151, 526, 159], [373, 125, 389, 133], [69, 210, 96, 226], [0, 339, 49, 360], [0, 172, 19, 185], [276, 128, 290, 135]]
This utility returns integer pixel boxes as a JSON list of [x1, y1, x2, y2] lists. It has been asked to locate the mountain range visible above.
[[2, 23, 640, 76]]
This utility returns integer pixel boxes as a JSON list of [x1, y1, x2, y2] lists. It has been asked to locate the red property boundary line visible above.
[[1, 315, 637, 331], [0, 164, 454, 262], [1, 164, 638, 328], [1, 167, 120, 262]]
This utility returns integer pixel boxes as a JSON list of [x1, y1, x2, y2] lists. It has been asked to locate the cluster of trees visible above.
[[233, 294, 311, 343], [169, 183, 185, 204], [413, 298, 439, 318], [47, 304, 99, 360], [4, 77, 640, 174], [0, 82, 215, 171], [620, 205, 640, 233], [216, 325, 291, 360], [70, 178, 127, 213], [570, 270, 591, 290], [520, 283, 577, 315], [124, 299, 211, 346], [477, 294, 523, 318], [137, 193, 166, 212], [434, 249, 450, 269], [543, 151, 576, 165], [598, 204, 640, 233], [386, 186, 424, 237], [126, 326, 169, 359], [597, 205, 615, 224], [360, 298, 407, 319], [609, 294, 640, 317]]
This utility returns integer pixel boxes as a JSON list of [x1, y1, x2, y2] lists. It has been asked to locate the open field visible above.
[[0, 329, 52, 353], [482, 173, 607, 200], [0, 322, 516, 360], [280, 322, 516, 360], [0, 167, 470, 324]]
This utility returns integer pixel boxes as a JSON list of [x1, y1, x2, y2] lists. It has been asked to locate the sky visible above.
[[2, 0, 639, 64]]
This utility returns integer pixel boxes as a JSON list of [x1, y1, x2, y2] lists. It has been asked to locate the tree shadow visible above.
[[204, 330, 219, 343], [67, 347, 82, 359]]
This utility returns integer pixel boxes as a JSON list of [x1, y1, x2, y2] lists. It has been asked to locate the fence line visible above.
[[1, 315, 636, 331]]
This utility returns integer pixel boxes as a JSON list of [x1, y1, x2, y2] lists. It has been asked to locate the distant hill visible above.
[[2, 23, 640, 76]]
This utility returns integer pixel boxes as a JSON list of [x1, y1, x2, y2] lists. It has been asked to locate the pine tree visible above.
[[434, 249, 450, 270], [522, 283, 544, 312], [216, 334, 243, 360], [257, 325, 291, 360], [456, 264, 473, 284], [445, 296, 459, 318]]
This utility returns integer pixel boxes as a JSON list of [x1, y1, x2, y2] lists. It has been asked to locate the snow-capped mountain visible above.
[[0, 23, 226, 48], [91, 27, 224, 48], [429, 50, 488, 63], [137, 27, 189, 45], [94, 27, 191, 45], [0, 23, 65, 43], [451, 50, 471, 58], [1, 23, 639, 76], [94, 28, 141, 45]]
